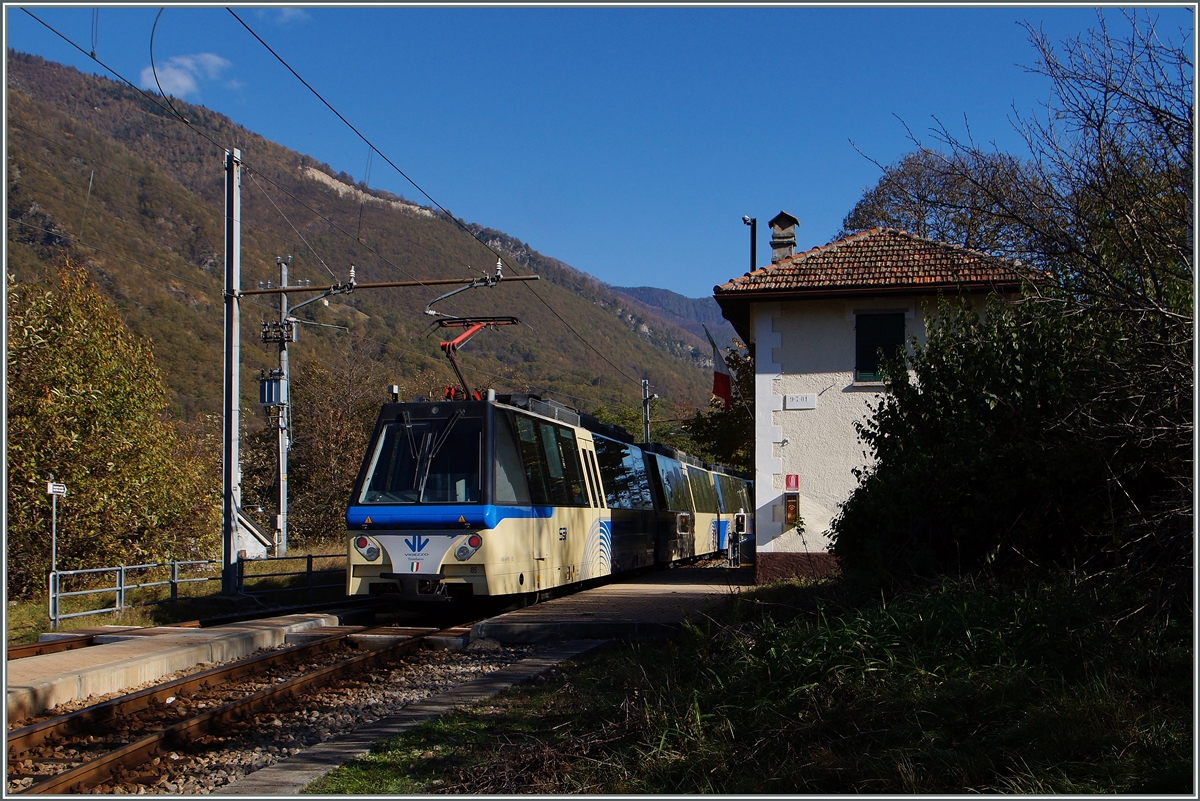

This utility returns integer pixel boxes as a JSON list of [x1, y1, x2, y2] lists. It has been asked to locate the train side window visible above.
[[593, 436, 654, 510], [493, 410, 532, 505], [555, 426, 589, 507], [654, 456, 694, 512], [582, 448, 603, 508], [514, 414, 552, 505], [590, 450, 607, 508], [626, 447, 654, 509], [579, 448, 597, 507], [686, 466, 720, 513], [715, 473, 738, 513], [537, 422, 569, 504]]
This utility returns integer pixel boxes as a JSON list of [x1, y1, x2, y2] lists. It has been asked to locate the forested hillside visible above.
[[6, 51, 716, 422]]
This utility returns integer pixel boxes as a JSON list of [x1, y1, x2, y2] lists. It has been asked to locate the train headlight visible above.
[[455, 533, 483, 561], [354, 536, 381, 562]]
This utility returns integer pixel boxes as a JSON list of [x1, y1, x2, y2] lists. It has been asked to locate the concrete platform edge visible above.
[[6, 613, 340, 721], [213, 639, 609, 796]]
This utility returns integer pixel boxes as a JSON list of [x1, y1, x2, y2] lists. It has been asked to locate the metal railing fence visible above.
[[47, 553, 347, 629], [235, 553, 345, 597], [48, 560, 220, 628]]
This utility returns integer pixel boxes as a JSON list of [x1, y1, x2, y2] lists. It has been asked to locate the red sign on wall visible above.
[[785, 474, 799, 492]]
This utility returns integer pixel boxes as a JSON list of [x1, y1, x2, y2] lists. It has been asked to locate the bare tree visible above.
[[839, 10, 1192, 602], [839, 146, 1035, 256]]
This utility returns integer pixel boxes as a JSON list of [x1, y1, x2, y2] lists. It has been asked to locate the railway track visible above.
[[7, 621, 462, 794], [6, 598, 388, 662], [6, 635, 100, 662]]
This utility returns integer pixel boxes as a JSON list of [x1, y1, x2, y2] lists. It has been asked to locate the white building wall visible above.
[[755, 296, 937, 554], [753, 302, 784, 551]]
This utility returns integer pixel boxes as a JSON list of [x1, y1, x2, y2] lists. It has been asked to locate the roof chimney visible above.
[[769, 211, 799, 262]]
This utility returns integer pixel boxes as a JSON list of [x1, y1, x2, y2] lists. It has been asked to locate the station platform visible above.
[[471, 564, 753, 643], [6, 612, 339, 722], [6, 566, 753, 723]]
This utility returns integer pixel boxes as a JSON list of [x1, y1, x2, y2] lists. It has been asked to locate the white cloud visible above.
[[139, 53, 231, 98], [256, 7, 310, 24]]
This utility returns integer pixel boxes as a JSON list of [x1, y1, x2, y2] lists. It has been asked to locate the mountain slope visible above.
[[6, 51, 715, 418], [607, 285, 737, 348]]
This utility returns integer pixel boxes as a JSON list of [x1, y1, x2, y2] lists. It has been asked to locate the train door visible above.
[[574, 434, 610, 583], [511, 414, 557, 594], [523, 416, 598, 592], [647, 453, 694, 563]]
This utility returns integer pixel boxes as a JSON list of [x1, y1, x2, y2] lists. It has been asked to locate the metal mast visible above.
[[275, 256, 291, 556], [221, 149, 242, 594]]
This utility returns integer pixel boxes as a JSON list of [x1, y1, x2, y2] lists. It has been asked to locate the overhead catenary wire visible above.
[[149, 9, 191, 128], [9, 122, 482, 323], [15, 16, 646, 415], [25, 8, 650, 393], [14, 15, 436, 294], [245, 170, 338, 280], [224, 7, 645, 388], [21, 8, 473, 293]]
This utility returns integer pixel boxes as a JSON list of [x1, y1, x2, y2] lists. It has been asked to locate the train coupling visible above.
[[378, 572, 451, 602]]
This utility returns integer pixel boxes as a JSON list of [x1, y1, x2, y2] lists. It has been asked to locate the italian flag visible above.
[[704, 325, 732, 411]]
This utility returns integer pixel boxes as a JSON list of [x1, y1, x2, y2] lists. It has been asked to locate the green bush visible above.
[[831, 296, 1122, 582]]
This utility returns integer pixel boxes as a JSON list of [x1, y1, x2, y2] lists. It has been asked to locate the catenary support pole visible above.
[[222, 148, 242, 594], [277, 256, 290, 556], [641, 379, 652, 444]]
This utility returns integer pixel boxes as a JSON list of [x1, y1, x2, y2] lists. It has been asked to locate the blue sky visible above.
[[6, 5, 1194, 297]]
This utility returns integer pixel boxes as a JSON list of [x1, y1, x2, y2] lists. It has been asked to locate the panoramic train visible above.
[[345, 390, 753, 603]]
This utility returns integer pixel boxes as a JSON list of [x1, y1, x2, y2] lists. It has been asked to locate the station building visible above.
[[713, 211, 1024, 584]]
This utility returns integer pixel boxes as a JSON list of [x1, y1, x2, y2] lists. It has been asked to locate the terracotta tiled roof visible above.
[[714, 227, 1025, 297]]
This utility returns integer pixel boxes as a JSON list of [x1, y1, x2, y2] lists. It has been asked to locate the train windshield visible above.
[[357, 410, 482, 504]]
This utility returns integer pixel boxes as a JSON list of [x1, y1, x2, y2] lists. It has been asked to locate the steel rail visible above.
[[6, 635, 96, 661], [7, 624, 433, 758], [16, 626, 437, 794], [11, 631, 307, 754]]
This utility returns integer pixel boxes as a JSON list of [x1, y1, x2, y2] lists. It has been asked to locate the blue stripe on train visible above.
[[346, 504, 556, 530]]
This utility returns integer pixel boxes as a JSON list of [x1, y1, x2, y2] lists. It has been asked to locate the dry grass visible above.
[[308, 574, 1192, 794]]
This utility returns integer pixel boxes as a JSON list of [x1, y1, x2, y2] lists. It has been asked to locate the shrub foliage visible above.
[[6, 261, 219, 597]]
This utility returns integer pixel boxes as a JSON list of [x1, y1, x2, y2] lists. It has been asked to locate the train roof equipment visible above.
[[434, 315, 520, 401]]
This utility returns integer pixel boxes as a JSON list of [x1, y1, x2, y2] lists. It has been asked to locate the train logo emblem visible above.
[[404, 535, 430, 554], [410, 561, 421, 573]]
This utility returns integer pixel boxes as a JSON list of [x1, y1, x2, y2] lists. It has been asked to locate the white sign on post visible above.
[[46, 482, 67, 497]]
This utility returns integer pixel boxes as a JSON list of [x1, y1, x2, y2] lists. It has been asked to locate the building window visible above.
[[855, 312, 905, 382]]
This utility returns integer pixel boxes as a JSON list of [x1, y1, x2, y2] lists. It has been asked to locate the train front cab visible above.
[[346, 398, 613, 603]]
